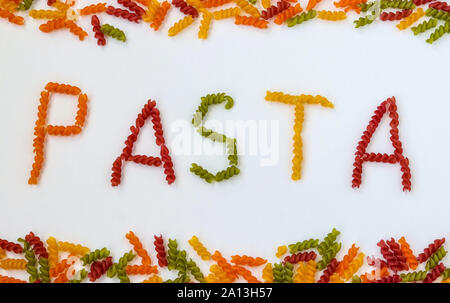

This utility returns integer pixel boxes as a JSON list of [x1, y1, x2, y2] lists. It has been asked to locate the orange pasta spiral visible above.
[[0, 275, 27, 283], [46, 237, 59, 270], [0, 258, 27, 270], [335, 243, 359, 276], [126, 231, 151, 266], [235, 15, 268, 28], [150, 1, 170, 30], [231, 255, 267, 266], [142, 275, 163, 283], [46, 125, 82, 135], [75, 94, 88, 127], [0, 248, 5, 260], [0, 0, 19, 12], [0, 8, 24, 25], [39, 18, 66, 33], [64, 20, 88, 41], [274, 3, 302, 24], [233, 265, 261, 283], [126, 265, 158, 275], [306, 0, 321, 10], [79, 3, 107, 15], [398, 237, 418, 270], [45, 82, 81, 95], [49, 258, 74, 278], [211, 251, 237, 281], [202, 0, 232, 8]]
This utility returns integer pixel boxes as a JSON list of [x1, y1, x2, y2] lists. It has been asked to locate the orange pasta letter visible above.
[[28, 82, 88, 185]]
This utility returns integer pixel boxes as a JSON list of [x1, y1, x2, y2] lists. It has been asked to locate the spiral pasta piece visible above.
[[57, 241, 90, 256], [202, 0, 232, 8], [262, 0, 271, 8], [306, 0, 322, 10], [0, 0, 19, 12], [397, 237, 418, 270], [211, 251, 238, 281], [101, 23, 126, 41], [0, 248, 6, 260], [142, 275, 163, 283], [126, 231, 151, 266], [275, 245, 288, 258], [0, 7, 23, 24], [286, 9, 316, 27], [0, 258, 27, 270], [150, 1, 170, 30], [79, 3, 107, 15], [18, 0, 34, 11], [235, 15, 268, 28], [213, 6, 240, 19], [317, 10, 346, 20], [198, 10, 212, 39], [335, 244, 359, 276], [411, 17, 437, 34], [142, 0, 160, 22], [262, 263, 273, 282], [29, 9, 65, 19], [186, 0, 203, 9], [231, 255, 267, 266], [126, 264, 158, 275], [188, 236, 211, 260], [273, 262, 293, 283], [293, 260, 316, 283], [426, 21, 450, 43], [288, 239, 319, 253], [396, 7, 425, 29], [38, 18, 65, 32], [425, 246, 447, 271], [0, 275, 27, 283], [80, 247, 110, 265], [64, 20, 88, 40], [274, 3, 302, 24], [168, 15, 194, 36], [234, 0, 260, 17], [354, 14, 375, 27]]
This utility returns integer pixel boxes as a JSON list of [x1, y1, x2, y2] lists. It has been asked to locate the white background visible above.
[[1, 0, 449, 280]]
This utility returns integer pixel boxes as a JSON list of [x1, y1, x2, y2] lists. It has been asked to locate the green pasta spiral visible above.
[[317, 242, 342, 270], [18, 238, 40, 283], [411, 18, 438, 35], [400, 270, 427, 282], [38, 258, 50, 283], [380, 0, 415, 9], [107, 250, 135, 283], [441, 268, 450, 281], [69, 269, 88, 283], [273, 262, 293, 283], [18, 0, 34, 10], [359, 2, 375, 12], [354, 15, 376, 28], [100, 24, 127, 42], [288, 239, 319, 254], [317, 228, 340, 255], [426, 8, 450, 22], [167, 239, 179, 270], [214, 166, 240, 182], [352, 275, 362, 283], [426, 22, 450, 44], [192, 93, 234, 127], [190, 163, 215, 183], [286, 10, 316, 28], [248, 0, 257, 4], [425, 246, 447, 271], [187, 259, 205, 283], [80, 247, 110, 265]]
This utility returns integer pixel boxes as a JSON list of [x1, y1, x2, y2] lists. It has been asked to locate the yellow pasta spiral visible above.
[[442, 278, 450, 283], [341, 252, 364, 281], [262, 0, 271, 9], [262, 263, 273, 283], [234, 0, 260, 18], [142, 275, 163, 283], [329, 273, 345, 283], [188, 236, 212, 260], [198, 10, 212, 39], [46, 237, 59, 269], [209, 264, 233, 282], [52, 1, 70, 12], [57, 241, 90, 256], [213, 7, 241, 20], [317, 10, 347, 21], [275, 245, 287, 258], [0, 258, 27, 270], [186, 0, 203, 9], [168, 15, 194, 37], [0, 0, 19, 12], [265, 91, 334, 108], [293, 260, 316, 283], [0, 248, 6, 260], [29, 9, 66, 19], [142, 0, 160, 23], [292, 104, 304, 180], [396, 8, 424, 30]]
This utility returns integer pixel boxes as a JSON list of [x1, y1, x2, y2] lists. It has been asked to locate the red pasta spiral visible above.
[[0, 239, 23, 254], [172, 0, 199, 18], [88, 256, 113, 282], [380, 9, 412, 21], [283, 251, 317, 264], [127, 155, 161, 166], [261, 0, 290, 19], [372, 274, 401, 283], [386, 238, 408, 271], [413, 0, 433, 4], [91, 15, 106, 46], [118, 0, 146, 17], [377, 240, 405, 272], [106, 6, 142, 22], [47, 0, 56, 5], [317, 258, 339, 283], [423, 263, 445, 283], [25, 232, 49, 259], [429, 1, 450, 13], [417, 238, 445, 263], [153, 235, 168, 267]]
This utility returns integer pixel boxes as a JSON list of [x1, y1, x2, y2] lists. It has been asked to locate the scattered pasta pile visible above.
[[0, 0, 449, 44], [0, 229, 449, 283]]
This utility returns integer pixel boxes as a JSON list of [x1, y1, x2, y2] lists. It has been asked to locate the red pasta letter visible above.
[[352, 97, 411, 191], [111, 99, 175, 186], [29, 82, 88, 185]]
